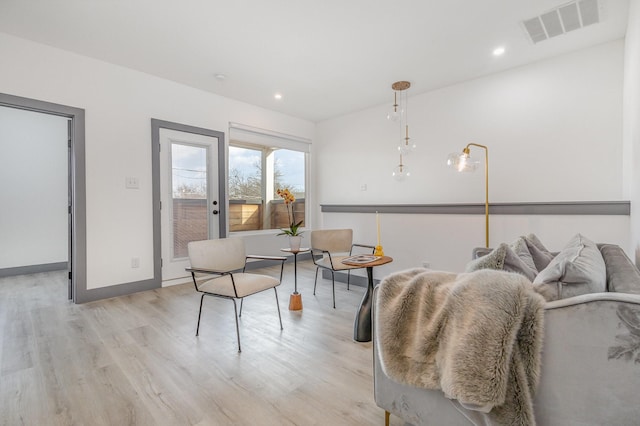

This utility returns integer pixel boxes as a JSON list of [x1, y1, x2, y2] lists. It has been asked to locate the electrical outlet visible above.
[[360, 183, 367, 191], [422, 261, 431, 268], [131, 257, 140, 268], [125, 176, 139, 189]]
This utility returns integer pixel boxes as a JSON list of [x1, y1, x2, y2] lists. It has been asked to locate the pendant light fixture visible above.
[[388, 80, 415, 179], [392, 153, 411, 180], [386, 91, 401, 122]]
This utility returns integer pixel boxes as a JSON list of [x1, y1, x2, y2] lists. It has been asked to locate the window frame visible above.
[[227, 124, 310, 236]]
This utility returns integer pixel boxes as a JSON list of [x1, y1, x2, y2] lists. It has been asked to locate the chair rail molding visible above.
[[320, 201, 630, 216]]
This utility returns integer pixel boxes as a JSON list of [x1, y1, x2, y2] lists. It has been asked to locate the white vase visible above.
[[289, 236, 302, 251]]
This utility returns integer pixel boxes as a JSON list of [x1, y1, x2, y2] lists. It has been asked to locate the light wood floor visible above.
[[0, 260, 404, 426]]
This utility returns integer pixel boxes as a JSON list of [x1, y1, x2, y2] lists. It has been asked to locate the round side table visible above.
[[281, 247, 310, 311]]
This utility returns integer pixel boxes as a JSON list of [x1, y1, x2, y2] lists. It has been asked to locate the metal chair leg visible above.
[[231, 298, 241, 352], [313, 267, 319, 295], [385, 410, 390, 426], [331, 271, 336, 309], [239, 297, 244, 317], [196, 293, 206, 336], [347, 270, 351, 290], [274, 288, 283, 330]]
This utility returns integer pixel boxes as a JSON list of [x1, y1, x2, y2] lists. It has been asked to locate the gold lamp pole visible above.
[[448, 143, 489, 247]]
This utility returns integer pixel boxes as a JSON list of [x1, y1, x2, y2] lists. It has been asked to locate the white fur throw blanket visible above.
[[377, 268, 546, 425]]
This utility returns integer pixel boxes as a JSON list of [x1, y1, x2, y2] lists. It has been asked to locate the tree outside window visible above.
[[228, 144, 305, 232]]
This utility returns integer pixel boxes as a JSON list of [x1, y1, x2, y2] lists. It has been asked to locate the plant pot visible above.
[[289, 236, 302, 252]]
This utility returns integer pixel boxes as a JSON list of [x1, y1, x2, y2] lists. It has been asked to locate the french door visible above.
[[159, 128, 221, 283]]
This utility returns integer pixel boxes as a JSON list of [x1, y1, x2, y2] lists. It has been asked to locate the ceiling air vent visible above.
[[522, 0, 600, 44]]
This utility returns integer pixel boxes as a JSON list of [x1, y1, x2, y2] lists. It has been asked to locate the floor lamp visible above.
[[447, 143, 490, 248]]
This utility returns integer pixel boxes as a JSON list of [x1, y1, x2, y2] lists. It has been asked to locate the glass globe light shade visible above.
[[447, 152, 477, 172], [446, 152, 460, 167], [392, 163, 411, 181], [398, 140, 417, 155], [386, 107, 402, 122]]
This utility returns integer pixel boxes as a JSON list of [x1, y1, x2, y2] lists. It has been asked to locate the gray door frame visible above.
[[0, 92, 86, 302], [151, 119, 227, 283]]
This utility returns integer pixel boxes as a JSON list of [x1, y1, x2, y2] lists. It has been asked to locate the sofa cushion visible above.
[[523, 234, 555, 271], [533, 234, 606, 301], [465, 243, 537, 281], [598, 244, 640, 294]]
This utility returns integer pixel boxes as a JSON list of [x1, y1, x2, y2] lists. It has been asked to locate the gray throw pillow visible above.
[[599, 244, 640, 294], [510, 237, 537, 273], [523, 234, 555, 271], [533, 233, 606, 301], [466, 243, 537, 281]]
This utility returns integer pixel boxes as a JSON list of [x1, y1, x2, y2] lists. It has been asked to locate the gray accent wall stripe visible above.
[[320, 201, 630, 215]]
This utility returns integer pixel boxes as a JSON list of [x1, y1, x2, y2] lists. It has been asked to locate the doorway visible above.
[[151, 120, 226, 285], [0, 93, 86, 302]]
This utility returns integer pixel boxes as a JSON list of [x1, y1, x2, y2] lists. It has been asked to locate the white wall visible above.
[[624, 0, 640, 266], [320, 213, 629, 276], [0, 106, 68, 268], [316, 40, 628, 276], [0, 32, 315, 289], [0, 30, 632, 290]]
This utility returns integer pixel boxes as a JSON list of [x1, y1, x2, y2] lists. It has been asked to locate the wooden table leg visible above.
[[288, 252, 303, 311], [289, 292, 303, 310]]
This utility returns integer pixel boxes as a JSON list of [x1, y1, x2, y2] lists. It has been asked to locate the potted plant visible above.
[[276, 188, 303, 250]]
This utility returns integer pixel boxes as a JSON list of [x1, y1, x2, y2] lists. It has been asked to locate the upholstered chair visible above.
[[310, 229, 374, 308], [187, 238, 286, 352]]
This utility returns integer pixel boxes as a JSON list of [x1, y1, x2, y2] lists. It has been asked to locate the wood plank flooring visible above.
[[0, 260, 404, 425]]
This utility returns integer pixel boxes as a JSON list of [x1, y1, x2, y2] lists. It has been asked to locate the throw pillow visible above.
[[466, 243, 537, 281], [510, 237, 537, 273], [599, 244, 640, 294], [523, 234, 555, 271], [533, 233, 606, 301]]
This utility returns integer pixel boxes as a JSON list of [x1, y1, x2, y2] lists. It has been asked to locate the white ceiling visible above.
[[0, 0, 630, 122]]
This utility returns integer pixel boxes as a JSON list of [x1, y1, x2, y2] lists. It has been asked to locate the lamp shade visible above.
[[446, 142, 490, 247], [447, 152, 478, 172], [398, 140, 417, 155], [392, 163, 411, 180]]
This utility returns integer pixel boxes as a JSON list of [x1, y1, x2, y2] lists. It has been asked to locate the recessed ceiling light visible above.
[[274, 93, 283, 100], [493, 46, 506, 56], [214, 73, 226, 81]]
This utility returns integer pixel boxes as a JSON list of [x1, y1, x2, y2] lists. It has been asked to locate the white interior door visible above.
[[160, 128, 220, 283]]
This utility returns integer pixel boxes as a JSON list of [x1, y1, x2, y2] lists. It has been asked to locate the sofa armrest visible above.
[[535, 294, 640, 425], [544, 291, 640, 310]]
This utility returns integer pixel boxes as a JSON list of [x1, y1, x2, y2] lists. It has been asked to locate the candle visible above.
[[376, 211, 381, 246]]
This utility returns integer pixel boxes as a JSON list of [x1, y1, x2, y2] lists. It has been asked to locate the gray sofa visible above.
[[373, 243, 640, 425]]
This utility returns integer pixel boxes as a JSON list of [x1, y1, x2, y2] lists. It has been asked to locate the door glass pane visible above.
[[172, 143, 208, 258]]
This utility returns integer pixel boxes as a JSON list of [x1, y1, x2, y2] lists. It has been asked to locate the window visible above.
[[228, 125, 308, 233]]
